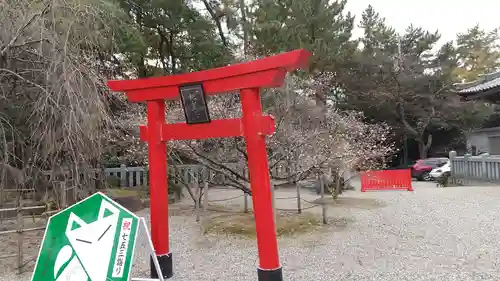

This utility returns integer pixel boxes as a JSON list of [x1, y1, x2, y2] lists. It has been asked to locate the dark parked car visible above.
[[386, 161, 416, 170], [412, 158, 449, 181]]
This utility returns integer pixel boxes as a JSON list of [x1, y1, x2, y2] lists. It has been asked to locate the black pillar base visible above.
[[258, 267, 283, 281], [150, 253, 173, 279]]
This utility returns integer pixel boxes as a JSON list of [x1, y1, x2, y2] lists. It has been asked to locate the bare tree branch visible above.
[[0, 2, 51, 56]]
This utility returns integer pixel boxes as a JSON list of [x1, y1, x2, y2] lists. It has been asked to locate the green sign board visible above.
[[31, 192, 139, 281]]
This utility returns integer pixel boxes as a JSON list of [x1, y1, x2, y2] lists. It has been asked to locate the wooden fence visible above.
[[0, 182, 72, 274], [104, 163, 291, 188], [449, 151, 500, 183], [189, 176, 329, 225]]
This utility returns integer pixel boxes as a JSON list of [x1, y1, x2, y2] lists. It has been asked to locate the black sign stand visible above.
[[178, 83, 211, 125]]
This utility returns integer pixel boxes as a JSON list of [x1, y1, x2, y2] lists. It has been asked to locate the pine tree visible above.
[[339, 5, 464, 159], [114, 0, 234, 77], [453, 25, 500, 82], [358, 5, 397, 56], [252, 0, 356, 73]]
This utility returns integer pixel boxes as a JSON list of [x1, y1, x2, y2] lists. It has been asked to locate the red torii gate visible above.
[[108, 49, 310, 281]]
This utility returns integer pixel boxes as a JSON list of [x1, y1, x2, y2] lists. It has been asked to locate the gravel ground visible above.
[[5, 181, 500, 281]]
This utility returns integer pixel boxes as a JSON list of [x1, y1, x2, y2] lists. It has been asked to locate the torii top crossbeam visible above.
[[108, 49, 310, 102]]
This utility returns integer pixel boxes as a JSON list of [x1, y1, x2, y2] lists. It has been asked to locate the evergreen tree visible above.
[[252, 0, 357, 73], [115, 0, 234, 77], [358, 5, 397, 56], [453, 25, 500, 82], [339, 6, 461, 159]]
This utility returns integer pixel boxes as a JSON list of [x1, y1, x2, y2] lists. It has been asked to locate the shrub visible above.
[[105, 175, 121, 188], [436, 172, 451, 187]]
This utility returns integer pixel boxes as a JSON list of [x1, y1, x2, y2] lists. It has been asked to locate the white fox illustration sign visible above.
[[31, 192, 139, 281]]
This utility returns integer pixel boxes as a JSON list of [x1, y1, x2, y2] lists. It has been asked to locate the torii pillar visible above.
[[107, 49, 311, 281]]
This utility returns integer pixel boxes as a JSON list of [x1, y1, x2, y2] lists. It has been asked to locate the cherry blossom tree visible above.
[[109, 74, 395, 199]]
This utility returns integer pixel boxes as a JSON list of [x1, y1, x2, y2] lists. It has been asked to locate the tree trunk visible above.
[[202, 0, 228, 48], [239, 0, 248, 57], [418, 141, 427, 159], [417, 134, 433, 159]]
